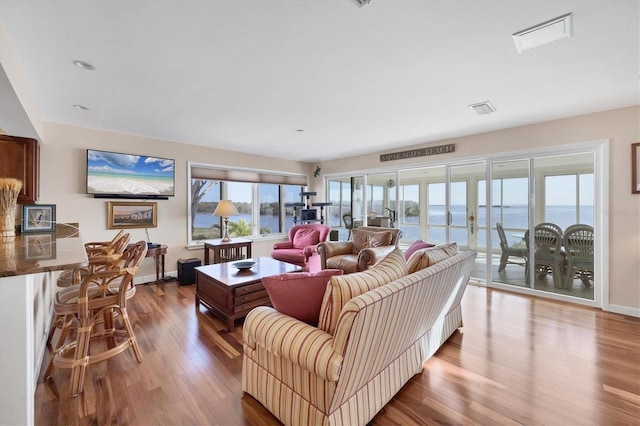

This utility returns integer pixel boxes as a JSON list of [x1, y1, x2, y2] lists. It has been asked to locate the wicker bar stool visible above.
[[56, 230, 130, 288], [46, 231, 131, 346], [45, 241, 147, 396]]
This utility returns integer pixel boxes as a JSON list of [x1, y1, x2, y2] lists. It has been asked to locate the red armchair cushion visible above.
[[262, 269, 344, 325], [292, 228, 320, 249], [404, 240, 436, 260], [271, 249, 307, 265]]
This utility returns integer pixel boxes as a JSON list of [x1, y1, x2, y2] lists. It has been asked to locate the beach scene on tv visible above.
[[87, 150, 175, 196]]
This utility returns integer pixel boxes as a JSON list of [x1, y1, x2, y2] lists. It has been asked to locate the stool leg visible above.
[[121, 308, 143, 362], [70, 320, 92, 396], [44, 314, 73, 378]]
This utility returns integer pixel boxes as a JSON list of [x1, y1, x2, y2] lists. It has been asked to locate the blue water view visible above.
[[196, 205, 593, 248]]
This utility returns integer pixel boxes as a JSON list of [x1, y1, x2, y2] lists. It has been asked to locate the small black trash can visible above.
[[177, 258, 201, 285]]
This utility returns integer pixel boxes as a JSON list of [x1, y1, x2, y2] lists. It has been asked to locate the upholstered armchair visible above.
[[271, 224, 331, 269], [317, 226, 403, 274]]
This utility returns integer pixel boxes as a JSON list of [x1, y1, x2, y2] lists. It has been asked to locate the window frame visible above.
[[187, 162, 308, 246]]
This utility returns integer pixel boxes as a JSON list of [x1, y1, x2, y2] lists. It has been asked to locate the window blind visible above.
[[190, 165, 308, 186]]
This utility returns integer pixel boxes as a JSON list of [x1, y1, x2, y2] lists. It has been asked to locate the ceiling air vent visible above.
[[512, 13, 572, 53], [469, 101, 496, 115], [350, 0, 371, 7]]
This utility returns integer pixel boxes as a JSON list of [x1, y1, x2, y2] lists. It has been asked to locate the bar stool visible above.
[[55, 230, 130, 288], [47, 231, 131, 346], [46, 241, 148, 396]]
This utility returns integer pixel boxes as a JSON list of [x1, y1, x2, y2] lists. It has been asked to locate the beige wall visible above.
[[315, 106, 640, 314], [17, 107, 640, 314], [39, 122, 313, 281]]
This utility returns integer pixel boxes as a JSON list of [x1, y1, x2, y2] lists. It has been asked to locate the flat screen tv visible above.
[[86, 149, 175, 199]]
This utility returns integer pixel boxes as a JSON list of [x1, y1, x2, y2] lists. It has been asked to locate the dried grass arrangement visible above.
[[0, 178, 23, 238]]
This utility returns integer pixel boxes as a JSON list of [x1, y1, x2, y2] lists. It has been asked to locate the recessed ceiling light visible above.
[[469, 101, 496, 115], [512, 13, 573, 53], [72, 60, 95, 70], [73, 104, 89, 110]]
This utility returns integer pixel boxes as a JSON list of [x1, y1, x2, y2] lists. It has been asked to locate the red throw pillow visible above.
[[292, 228, 320, 249], [404, 240, 436, 260], [262, 269, 343, 325]]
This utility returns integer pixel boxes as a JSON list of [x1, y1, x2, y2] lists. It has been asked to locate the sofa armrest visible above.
[[273, 241, 294, 250], [318, 241, 354, 269], [357, 245, 397, 271], [243, 306, 343, 382]]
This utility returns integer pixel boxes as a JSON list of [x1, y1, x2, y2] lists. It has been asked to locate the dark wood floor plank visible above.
[[36, 281, 640, 425]]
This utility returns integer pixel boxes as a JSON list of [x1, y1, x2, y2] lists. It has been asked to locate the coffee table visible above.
[[195, 256, 303, 331]]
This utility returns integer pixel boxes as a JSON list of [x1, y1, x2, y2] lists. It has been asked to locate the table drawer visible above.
[[234, 282, 265, 296], [234, 297, 272, 315], [234, 289, 269, 305]]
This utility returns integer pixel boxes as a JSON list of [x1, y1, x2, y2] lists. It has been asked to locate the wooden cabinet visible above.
[[0, 135, 39, 203]]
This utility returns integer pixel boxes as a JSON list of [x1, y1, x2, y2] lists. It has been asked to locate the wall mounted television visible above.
[[86, 149, 175, 199]]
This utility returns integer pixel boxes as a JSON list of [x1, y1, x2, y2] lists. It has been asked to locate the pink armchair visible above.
[[271, 224, 331, 270]]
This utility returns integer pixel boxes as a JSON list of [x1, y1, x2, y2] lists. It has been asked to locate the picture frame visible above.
[[22, 204, 56, 233], [107, 201, 157, 229], [24, 234, 55, 259], [633, 142, 640, 194]]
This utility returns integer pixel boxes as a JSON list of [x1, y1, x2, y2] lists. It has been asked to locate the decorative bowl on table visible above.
[[232, 260, 256, 271]]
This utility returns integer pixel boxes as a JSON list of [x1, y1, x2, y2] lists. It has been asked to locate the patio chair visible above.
[[563, 224, 594, 287], [496, 222, 528, 273]]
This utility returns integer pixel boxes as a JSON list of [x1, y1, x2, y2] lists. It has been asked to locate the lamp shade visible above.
[[213, 200, 239, 217]]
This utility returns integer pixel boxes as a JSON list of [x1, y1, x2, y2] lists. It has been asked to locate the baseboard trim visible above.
[[604, 303, 640, 318]]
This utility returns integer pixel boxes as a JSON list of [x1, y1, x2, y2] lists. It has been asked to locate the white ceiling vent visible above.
[[469, 101, 496, 115], [512, 13, 572, 53], [350, 0, 371, 8]]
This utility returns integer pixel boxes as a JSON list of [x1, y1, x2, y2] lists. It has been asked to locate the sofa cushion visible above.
[[292, 228, 320, 249], [262, 269, 344, 325], [318, 248, 407, 335], [406, 242, 459, 274], [403, 240, 436, 260], [351, 229, 392, 254]]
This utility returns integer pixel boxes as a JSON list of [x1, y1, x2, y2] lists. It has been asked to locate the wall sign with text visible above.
[[380, 144, 455, 162]]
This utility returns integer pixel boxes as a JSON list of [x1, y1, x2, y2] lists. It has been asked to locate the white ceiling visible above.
[[0, 0, 638, 163]]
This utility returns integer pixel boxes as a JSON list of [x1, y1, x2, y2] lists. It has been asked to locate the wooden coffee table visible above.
[[195, 257, 303, 331]]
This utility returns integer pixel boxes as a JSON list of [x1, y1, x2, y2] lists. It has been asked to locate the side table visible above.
[[203, 238, 252, 265]]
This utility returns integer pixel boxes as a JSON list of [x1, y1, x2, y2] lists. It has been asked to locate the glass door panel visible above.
[[364, 172, 397, 228], [533, 153, 595, 300], [491, 160, 530, 288]]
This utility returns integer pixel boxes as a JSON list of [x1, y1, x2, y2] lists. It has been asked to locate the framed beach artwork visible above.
[[633, 142, 640, 194], [107, 201, 157, 229], [22, 204, 56, 233]]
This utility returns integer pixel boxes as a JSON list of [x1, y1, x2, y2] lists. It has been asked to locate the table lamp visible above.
[[213, 200, 239, 242]]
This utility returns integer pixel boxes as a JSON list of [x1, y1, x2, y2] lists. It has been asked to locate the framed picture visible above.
[[633, 142, 640, 194], [24, 234, 55, 259], [107, 201, 157, 229], [22, 204, 56, 233]]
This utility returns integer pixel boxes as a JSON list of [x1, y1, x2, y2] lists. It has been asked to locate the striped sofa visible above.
[[242, 247, 477, 425]]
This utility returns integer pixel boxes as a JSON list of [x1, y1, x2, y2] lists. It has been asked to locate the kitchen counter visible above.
[[0, 223, 88, 426], [0, 223, 87, 277]]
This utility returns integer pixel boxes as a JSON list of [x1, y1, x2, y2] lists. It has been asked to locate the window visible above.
[[188, 163, 307, 245]]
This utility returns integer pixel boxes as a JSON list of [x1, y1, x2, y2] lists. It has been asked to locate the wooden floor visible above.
[[36, 280, 640, 425]]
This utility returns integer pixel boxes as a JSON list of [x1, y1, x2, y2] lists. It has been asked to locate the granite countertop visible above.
[[0, 223, 88, 277]]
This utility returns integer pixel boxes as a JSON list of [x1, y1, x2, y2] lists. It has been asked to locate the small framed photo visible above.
[[22, 204, 56, 233], [632, 142, 640, 194], [107, 201, 157, 229], [24, 234, 55, 259]]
